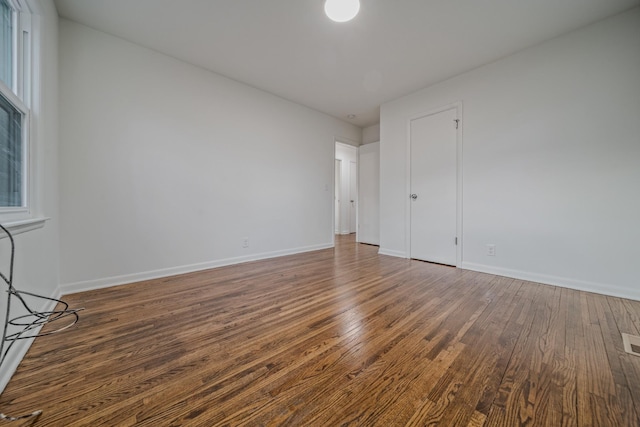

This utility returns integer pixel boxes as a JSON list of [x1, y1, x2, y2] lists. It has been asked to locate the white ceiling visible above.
[[54, 0, 639, 128]]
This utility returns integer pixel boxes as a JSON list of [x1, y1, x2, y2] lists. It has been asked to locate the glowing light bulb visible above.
[[324, 0, 360, 23]]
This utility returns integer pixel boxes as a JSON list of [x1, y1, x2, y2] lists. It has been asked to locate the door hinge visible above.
[[454, 119, 460, 129], [455, 237, 458, 245]]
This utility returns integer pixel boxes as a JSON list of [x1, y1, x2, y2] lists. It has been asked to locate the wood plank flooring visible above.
[[1, 235, 639, 426]]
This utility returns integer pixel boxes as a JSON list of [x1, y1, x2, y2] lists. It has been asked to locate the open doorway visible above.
[[335, 141, 358, 236]]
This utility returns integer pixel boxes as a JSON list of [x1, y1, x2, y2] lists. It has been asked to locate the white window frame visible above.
[[0, 82, 30, 217], [2, 0, 30, 105], [0, 0, 45, 235]]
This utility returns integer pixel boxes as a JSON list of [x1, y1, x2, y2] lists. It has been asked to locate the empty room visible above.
[[0, 0, 639, 425]]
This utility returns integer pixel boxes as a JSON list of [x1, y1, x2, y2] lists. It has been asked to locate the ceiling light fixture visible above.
[[324, 0, 360, 23]]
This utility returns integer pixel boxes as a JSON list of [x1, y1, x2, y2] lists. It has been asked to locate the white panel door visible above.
[[358, 142, 380, 245], [410, 108, 457, 265], [349, 161, 357, 233], [335, 159, 341, 234]]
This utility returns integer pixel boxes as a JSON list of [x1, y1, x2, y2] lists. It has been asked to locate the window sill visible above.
[[0, 217, 49, 238]]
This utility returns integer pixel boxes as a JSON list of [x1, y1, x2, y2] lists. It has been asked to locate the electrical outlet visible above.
[[486, 244, 496, 256], [242, 237, 249, 248]]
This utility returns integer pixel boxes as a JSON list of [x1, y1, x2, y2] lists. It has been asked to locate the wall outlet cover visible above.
[[486, 244, 496, 256]]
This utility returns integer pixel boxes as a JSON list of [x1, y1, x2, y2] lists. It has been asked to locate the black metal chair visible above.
[[0, 223, 83, 422]]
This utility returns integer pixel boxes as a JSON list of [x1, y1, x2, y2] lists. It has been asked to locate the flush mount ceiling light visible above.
[[324, 0, 360, 23]]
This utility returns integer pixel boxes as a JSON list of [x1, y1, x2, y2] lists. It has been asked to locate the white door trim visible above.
[[405, 101, 463, 266]]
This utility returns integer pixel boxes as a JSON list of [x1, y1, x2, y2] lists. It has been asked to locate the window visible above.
[[1, 0, 13, 88], [0, 0, 30, 219], [0, 92, 24, 207]]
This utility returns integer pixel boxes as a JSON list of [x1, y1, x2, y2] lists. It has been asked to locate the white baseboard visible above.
[[0, 287, 62, 393], [60, 243, 334, 295], [378, 248, 407, 258], [460, 262, 640, 301]]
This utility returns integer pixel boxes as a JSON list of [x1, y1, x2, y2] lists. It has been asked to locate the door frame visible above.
[[405, 101, 463, 266]]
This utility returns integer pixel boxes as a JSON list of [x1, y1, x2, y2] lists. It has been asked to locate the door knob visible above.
[[410, 194, 418, 200]]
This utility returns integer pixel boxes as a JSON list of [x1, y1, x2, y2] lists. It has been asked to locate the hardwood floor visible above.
[[1, 234, 639, 426]]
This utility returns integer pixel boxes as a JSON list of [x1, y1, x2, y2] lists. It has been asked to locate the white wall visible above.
[[380, 8, 640, 300], [0, 0, 60, 392], [362, 124, 380, 145], [358, 142, 380, 245], [334, 142, 358, 235], [58, 20, 361, 291]]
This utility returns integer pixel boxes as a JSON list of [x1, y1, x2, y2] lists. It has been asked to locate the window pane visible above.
[[0, 92, 22, 207], [0, 0, 12, 89]]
